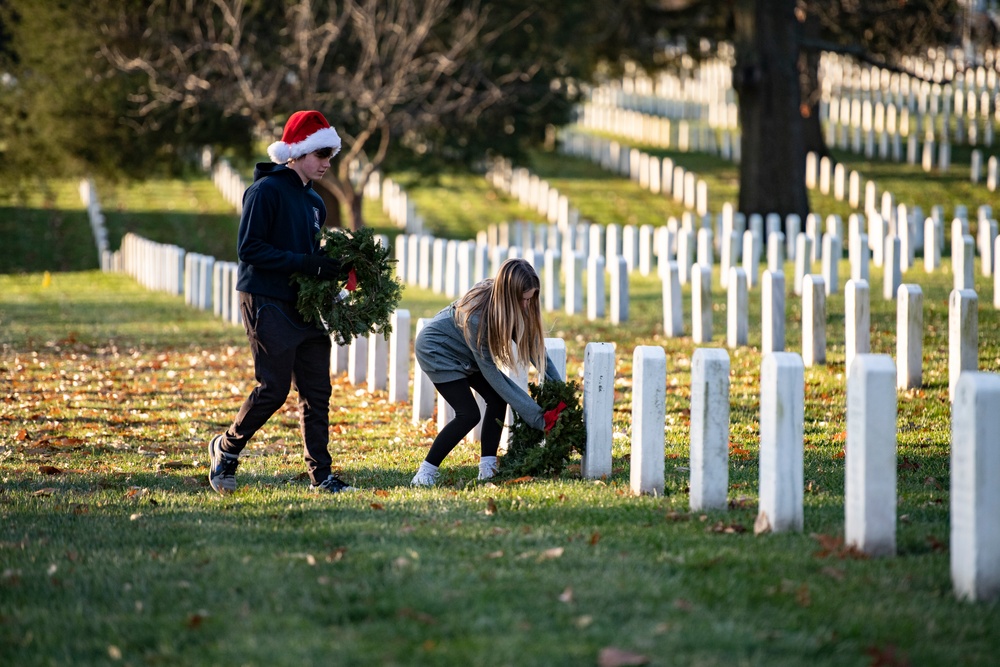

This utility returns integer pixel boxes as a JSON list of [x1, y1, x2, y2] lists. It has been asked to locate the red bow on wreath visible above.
[[543, 401, 567, 432], [345, 268, 358, 291]]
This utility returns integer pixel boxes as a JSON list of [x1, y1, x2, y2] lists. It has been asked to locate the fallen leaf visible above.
[[598, 646, 651, 667], [926, 535, 947, 553], [374, 489, 390, 498], [754, 511, 772, 535], [796, 583, 812, 607], [33, 488, 57, 497], [370, 503, 384, 510], [485, 498, 498, 516], [15, 429, 29, 442], [558, 587, 574, 603], [186, 613, 206, 629], [539, 547, 564, 560], [38, 465, 63, 475], [505, 476, 533, 484], [486, 550, 504, 559], [589, 532, 601, 546], [811, 533, 869, 560], [865, 643, 910, 667], [326, 547, 347, 562], [45, 437, 86, 449], [707, 521, 747, 534]]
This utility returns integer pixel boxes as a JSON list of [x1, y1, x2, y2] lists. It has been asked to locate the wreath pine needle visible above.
[[292, 226, 403, 346], [505, 379, 586, 478]]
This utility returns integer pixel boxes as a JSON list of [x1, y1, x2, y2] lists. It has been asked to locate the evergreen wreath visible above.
[[504, 378, 586, 478], [292, 225, 403, 345]]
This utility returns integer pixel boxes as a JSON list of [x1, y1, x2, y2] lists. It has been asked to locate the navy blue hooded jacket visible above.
[[236, 162, 326, 302]]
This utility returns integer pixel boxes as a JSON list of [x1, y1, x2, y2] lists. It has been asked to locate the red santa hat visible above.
[[267, 110, 342, 164]]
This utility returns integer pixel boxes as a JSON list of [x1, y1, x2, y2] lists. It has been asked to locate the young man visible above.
[[208, 110, 355, 494]]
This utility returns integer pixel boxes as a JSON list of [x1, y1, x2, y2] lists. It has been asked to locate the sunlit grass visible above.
[[2, 252, 999, 664], [3, 130, 1000, 663]]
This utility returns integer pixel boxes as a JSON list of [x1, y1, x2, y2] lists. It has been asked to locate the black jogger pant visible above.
[[425, 373, 507, 467], [220, 292, 333, 485]]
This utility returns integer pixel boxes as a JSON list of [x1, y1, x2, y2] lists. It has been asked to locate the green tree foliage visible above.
[[0, 0, 256, 197]]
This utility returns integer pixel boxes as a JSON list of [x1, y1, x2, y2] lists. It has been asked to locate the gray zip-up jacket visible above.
[[414, 304, 562, 431]]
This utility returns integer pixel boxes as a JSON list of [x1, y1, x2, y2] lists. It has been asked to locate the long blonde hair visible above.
[[454, 258, 546, 375]]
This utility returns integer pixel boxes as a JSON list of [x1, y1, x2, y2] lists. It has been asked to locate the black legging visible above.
[[426, 373, 508, 466]]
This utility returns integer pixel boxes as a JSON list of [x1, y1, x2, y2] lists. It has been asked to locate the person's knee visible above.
[[256, 381, 292, 410], [452, 405, 482, 431]]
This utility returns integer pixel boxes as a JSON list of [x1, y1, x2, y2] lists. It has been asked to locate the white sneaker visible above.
[[477, 456, 498, 481], [410, 461, 439, 487]]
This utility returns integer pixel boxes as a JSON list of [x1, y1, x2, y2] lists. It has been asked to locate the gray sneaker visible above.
[[208, 435, 239, 495], [311, 474, 357, 494]]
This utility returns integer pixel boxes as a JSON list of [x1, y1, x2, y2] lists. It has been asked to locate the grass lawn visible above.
[[3, 129, 1000, 664], [2, 251, 999, 665]]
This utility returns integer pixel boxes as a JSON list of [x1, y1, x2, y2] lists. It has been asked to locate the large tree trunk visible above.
[[313, 179, 344, 229], [347, 191, 364, 231], [732, 0, 809, 222], [799, 7, 827, 158], [314, 176, 367, 231]]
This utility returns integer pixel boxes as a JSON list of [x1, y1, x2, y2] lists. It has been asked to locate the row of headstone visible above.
[[564, 334, 1000, 601], [576, 92, 988, 261], [558, 128, 713, 213], [803, 151, 1000, 271], [207, 155, 420, 233], [578, 102, 737, 161], [598, 49, 999, 172], [391, 230, 632, 324], [486, 159, 577, 228], [330, 310, 413, 403], [108, 233, 243, 325], [822, 51, 1000, 132], [822, 96, 996, 156], [970, 151, 1000, 191], [599, 54, 736, 127], [211, 159, 247, 214], [574, 94, 996, 293], [379, 177, 422, 234]]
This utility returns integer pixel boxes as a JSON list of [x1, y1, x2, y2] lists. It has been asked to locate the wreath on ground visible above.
[[292, 226, 403, 345], [504, 378, 586, 478]]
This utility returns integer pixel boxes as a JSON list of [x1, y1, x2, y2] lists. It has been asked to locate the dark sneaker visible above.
[[208, 435, 239, 495], [311, 474, 357, 494]]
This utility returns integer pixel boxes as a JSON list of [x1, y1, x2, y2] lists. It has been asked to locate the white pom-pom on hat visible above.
[[267, 110, 342, 164]]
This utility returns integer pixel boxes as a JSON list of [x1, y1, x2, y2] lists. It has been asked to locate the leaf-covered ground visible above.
[[2, 266, 999, 666]]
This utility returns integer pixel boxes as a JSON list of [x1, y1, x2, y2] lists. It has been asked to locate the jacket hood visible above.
[[252, 162, 312, 189]]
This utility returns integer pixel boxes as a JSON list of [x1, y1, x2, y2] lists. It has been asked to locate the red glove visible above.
[[543, 401, 567, 433], [345, 268, 358, 291]]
